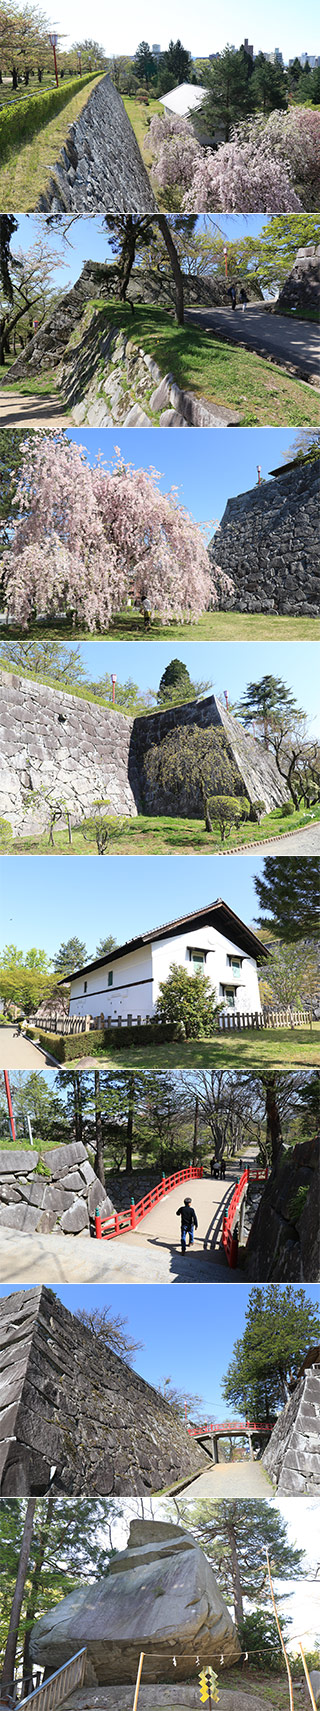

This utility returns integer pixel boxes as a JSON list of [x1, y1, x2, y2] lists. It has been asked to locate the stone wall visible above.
[[209, 458, 320, 616], [275, 245, 320, 318], [0, 670, 137, 832], [0, 1287, 206, 1496], [132, 694, 289, 816], [0, 674, 289, 834], [262, 1364, 320, 1493], [245, 1138, 319, 1282], [0, 1141, 114, 1238], [30, 1519, 241, 1681], [36, 76, 157, 214], [61, 314, 239, 429]]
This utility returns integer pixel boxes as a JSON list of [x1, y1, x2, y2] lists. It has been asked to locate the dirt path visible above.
[[119, 1174, 237, 1270], [185, 303, 320, 384], [0, 1026, 59, 1067], [0, 392, 71, 426], [176, 1460, 272, 1499]]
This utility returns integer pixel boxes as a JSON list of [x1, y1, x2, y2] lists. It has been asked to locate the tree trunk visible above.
[[157, 217, 184, 324], [203, 794, 214, 834], [193, 1096, 199, 1164], [94, 1070, 105, 1186], [22, 1501, 54, 1691], [74, 1072, 83, 1145], [1, 1500, 37, 1699], [126, 1074, 135, 1172], [119, 217, 137, 302], [227, 1522, 244, 1626], [265, 1075, 282, 1171]]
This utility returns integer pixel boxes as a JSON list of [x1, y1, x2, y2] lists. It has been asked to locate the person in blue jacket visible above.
[[176, 1196, 198, 1254]]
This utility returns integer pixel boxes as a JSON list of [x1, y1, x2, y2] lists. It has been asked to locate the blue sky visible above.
[[65, 636, 320, 737], [68, 425, 303, 526], [1, 855, 270, 960], [48, 0, 319, 63], [0, 1282, 319, 1413], [14, 215, 271, 294]]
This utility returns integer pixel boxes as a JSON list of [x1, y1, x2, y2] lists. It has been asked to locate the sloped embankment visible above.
[[36, 74, 157, 213], [59, 306, 239, 428]]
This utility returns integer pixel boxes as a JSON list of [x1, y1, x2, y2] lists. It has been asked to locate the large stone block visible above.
[[30, 1519, 241, 1680]]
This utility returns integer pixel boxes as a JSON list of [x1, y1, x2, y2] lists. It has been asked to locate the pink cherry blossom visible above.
[[2, 436, 215, 630]]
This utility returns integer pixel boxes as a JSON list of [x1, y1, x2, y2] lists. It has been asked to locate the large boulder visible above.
[[30, 1520, 241, 1682]]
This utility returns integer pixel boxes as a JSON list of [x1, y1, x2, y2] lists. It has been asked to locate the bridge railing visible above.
[[222, 1166, 268, 1268], [17, 1650, 87, 1711], [95, 1165, 203, 1239], [186, 1418, 273, 1437]]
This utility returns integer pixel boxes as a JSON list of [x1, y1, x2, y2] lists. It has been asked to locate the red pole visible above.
[[223, 246, 228, 278], [130, 1203, 136, 1229], [95, 1208, 102, 1238], [4, 1071, 16, 1142]]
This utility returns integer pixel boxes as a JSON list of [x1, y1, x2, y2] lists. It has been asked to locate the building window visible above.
[[188, 947, 206, 969], [221, 986, 236, 1008], [227, 956, 242, 971], [108, 971, 113, 987], [84, 980, 87, 994]]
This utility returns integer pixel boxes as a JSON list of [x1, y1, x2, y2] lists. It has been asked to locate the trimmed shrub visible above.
[[35, 1028, 105, 1061], [0, 73, 97, 163], [281, 800, 295, 815]]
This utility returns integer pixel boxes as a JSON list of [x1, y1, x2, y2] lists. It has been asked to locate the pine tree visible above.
[[172, 1498, 304, 1626], [222, 1284, 320, 1417], [254, 857, 320, 942], [236, 675, 303, 749]]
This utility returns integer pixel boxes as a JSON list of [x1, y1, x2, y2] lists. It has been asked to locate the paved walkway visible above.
[[0, 1173, 243, 1284], [231, 823, 320, 856], [185, 303, 320, 383], [0, 1026, 59, 1067], [0, 392, 70, 426], [0, 1224, 235, 1284], [176, 1460, 271, 1499]]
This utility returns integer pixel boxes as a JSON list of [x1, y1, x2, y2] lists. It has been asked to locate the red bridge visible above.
[[185, 1406, 273, 1463]]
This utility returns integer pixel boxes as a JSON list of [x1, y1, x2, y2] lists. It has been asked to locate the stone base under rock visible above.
[[64, 1686, 270, 1711]]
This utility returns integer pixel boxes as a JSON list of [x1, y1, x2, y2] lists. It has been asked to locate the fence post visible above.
[[115, 1213, 119, 1235], [95, 1209, 102, 1239], [130, 1203, 136, 1229]]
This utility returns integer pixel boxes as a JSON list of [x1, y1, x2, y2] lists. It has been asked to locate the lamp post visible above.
[[111, 673, 117, 704], [49, 31, 59, 86], [223, 246, 228, 279], [257, 464, 261, 484]]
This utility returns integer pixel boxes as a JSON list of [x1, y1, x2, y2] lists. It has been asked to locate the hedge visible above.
[[105, 1022, 176, 1049], [31, 1028, 105, 1062], [0, 73, 98, 162]]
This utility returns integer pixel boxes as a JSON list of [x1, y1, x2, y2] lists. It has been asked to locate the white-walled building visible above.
[[63, 899, 268, 1024]]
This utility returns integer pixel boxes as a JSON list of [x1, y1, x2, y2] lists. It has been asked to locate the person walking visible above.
[[228, 284, 237, 311], [176, 1197, 198, 1254], [239, 287, 248, 313], [219, 1156, 226, 1180]]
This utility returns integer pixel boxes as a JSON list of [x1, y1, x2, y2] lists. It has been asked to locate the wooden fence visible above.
[[31, 1006, 311, 1034]]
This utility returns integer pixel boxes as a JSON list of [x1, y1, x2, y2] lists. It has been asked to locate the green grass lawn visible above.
[[0, 74, 103, 208], [123, 94, 162, 153], [8, 805, 320, 857], [85, 301, 320, 428], [64, 1024, 320, 1071], [0, 357, 64, 397], [4, 610, 319, 642]]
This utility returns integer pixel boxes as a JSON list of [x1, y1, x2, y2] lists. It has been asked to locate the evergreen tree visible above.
[[52, 938, 87, 975], [173, 1498, 304, 1626], [236, 675, 303, 749], [250, 54, 287, 114], [254, 858, 320, 942], [0, 1499, 121, 1688], [133, 42, 156, 86], [157, 659, 194, 704], [222, 1284, 320, 1417], [95, 936, 117, 957], [200, 47, 253, 141], [159, 39, 192, 86]]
